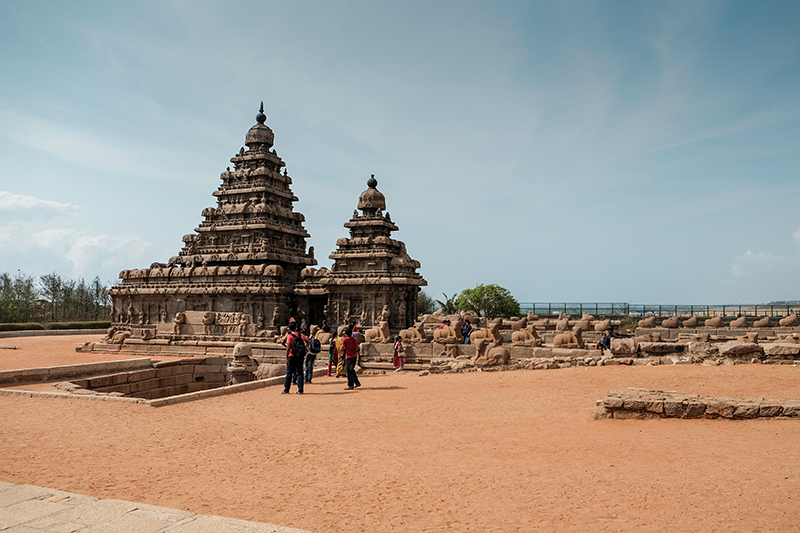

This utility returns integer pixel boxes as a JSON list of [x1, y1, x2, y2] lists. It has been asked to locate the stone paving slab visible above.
[[0, 483, 313, 532]]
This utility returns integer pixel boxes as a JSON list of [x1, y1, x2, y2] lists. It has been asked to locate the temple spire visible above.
[[256, 101, 266, 124]]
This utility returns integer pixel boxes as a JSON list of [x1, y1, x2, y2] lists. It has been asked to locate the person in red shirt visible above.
[[282, 321, 308, 394], [342, 326, 361, 390]]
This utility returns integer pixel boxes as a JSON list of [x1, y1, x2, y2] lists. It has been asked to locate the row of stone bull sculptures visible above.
[[637, 313, 798, 328]]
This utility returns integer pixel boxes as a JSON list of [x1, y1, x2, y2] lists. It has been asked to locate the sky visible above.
[[1, 0, 799, 305]]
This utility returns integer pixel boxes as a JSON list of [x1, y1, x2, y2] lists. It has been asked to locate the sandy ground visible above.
[[2, 335, 800, 532]]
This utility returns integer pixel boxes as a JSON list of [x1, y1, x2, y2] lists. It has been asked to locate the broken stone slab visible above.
[[763, 343, 800, 357], [718, 342, 763, 357]]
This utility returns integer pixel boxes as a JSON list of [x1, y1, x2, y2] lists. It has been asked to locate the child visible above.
[[393, 336, 405, 372]]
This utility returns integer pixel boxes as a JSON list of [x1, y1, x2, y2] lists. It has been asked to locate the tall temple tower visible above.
[[297, 175, 426, 330], [107, 104, 316, 339]]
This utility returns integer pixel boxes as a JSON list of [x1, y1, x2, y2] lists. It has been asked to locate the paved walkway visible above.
[[0, 482, 313, 532]]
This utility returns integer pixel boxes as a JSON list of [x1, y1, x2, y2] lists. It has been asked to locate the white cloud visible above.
[[0, 191, 81, 215], [0, 220, 162, 281], [730, 249, 800, 277]]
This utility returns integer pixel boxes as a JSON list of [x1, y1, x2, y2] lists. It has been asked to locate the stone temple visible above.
[[104, 104, 425, 347]]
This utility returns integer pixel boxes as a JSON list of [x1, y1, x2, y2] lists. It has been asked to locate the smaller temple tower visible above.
[[314, 175, 426, 329]]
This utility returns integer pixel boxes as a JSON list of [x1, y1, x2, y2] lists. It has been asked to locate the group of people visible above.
[[283, 319, 408, 394], [282, 319, 363, 394]]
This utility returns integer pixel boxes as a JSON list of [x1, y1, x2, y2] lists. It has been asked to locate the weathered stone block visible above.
[[763, 343, 800, 357], [782, 401, 800, 417], [127, 369, 157, 383], [705, 401, 735, 419], [683, 401, 706, 418], [623, 399, 646, 411], [719, 342, 762, 357], [758, 403, 783, 417], [603, 397, 624, 409], [733, 403, 760, 419], [643, 399, 664, 413], [663, 400, 686, 418]]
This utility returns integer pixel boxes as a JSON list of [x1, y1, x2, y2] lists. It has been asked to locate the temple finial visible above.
[[367, 174, 378, 188], [256, 102, 266, 124]]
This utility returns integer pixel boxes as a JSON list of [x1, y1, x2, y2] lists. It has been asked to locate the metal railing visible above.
[[518, 303, 798, 318]]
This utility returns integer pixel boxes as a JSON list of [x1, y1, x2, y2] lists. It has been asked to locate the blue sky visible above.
[[1, 1, 799, 304]]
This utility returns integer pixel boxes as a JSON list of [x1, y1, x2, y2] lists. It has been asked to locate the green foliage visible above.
[[0, 271, 111, 324], [45, 321, 111, 330], [455, 284, 521, 319], [0, 322, 45, 332], [0, 272, 38, 323], [619, 316, 638, 332], [435, 293, 459, 315], [417, 290, 436, 315], [0, 321, 110, 332]]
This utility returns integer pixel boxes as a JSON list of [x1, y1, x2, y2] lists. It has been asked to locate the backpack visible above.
[[309, 337, 321, 354], [290, 334, 306, 358]]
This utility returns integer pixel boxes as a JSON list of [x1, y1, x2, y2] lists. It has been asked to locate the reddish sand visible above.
[[2, 335, 800, 532]]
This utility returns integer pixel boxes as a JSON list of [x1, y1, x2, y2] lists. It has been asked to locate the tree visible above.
[[435, 293, 459, 315], [0, 272, 38, 323], [455, 284, 521, 319], [417, 290, 435, 315]]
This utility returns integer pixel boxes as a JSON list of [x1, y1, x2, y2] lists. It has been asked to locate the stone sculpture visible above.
[[173, 312, 186, 335], [729, 316, 747, 328], [555, 315, 571, 332], [661, 316, 680, 328], [705, 316, 723, 327], [399, 322, 427, 343], [511, 326, 542, 347], [365, 321, 391, 343], [553, 325, 585, 349], [469, 321, 502, 344], [682, 316, 698, 328], [779, 314, 798, 327], [753, 316, 771, 327], [510, 317, 528, 331], [238, 314, 250, 337], [775, 333, 800, 345], [473, 339, 510, 367], [593, 318, 611, 332], [202, 311, 215, 336], [735, 332, 759, 343], [638, 316, 656, 328], [109, 330, 131, 345], [227, 342, 258, 384], [433, 322, 463, 344]]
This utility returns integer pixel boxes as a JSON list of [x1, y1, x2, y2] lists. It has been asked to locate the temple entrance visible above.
[[307, 296, 327, 327]]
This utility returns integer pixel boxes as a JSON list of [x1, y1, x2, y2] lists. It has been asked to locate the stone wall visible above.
[[594, 388, 800, 420], [70, 357, 230, 400]]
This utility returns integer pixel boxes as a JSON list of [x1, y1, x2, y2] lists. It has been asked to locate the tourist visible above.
[[342, 326, 361, 390], [327, 330, 338, 377], [461, 320, 473, 344], [282, 322, 307, 394], [335, 331, 346, 378], [393, 336, 405, 372], [305, 330, 322, 384], [595, 329, 619, 351]]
